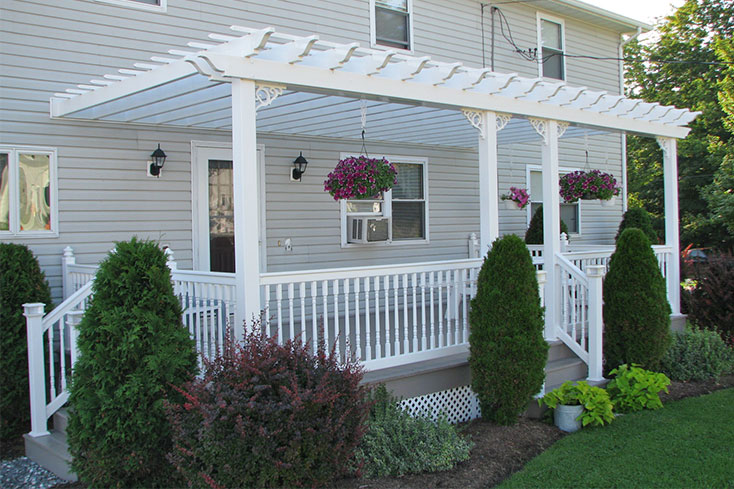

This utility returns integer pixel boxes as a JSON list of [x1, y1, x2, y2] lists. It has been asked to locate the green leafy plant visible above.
[[615, 207, 658, 243], [167, 324, 370, 488], [469, 234, 548, 425], [0, 243, 52, 440], [540, 381, 614, 427], [524, 205, 570, 244], [603, 228, 671, 373], [353, 384, 473, 478], [67, 238, 197, 488], [660, 324, 734, 381], [606, 364, 671, 413]]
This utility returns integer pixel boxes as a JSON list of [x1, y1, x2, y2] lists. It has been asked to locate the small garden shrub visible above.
[[353, 384, 473, 478], [606, 364, 671, 413], [603, 228, 671, 372], [660, 325, 734, 381], [67, 238, 197, 488], [469, 234, 547, 425], [683, 250, 734, 341], [615, 207, 658, 244], [0, 243, 52, 439], [540, 381, 614, 427], [166, 325, 369, 488], [524, 205, 569, 244]]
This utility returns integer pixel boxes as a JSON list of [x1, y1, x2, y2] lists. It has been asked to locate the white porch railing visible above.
[[260, 258, 483, 371]]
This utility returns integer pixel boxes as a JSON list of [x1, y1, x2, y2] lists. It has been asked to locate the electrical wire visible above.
[[492, 5, 734, 67]]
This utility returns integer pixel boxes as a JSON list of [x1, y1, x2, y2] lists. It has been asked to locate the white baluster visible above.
[[421, 272, 427, 351], [288, 282, 295, 343], [429, 272, 436, 350], [402, 273, 409, 354], [411, 272, 418, 352], [322, 280, 329, 348], [333, 279, 340, 357], [299, 282, 307, 343], [393, 275, 399, 356], [354, 278, 362, 360], [364, 277, 371, 360], [344, 279, 351, 359], [276, 284, 283, 342], [438, 270, 444, 348], [374, 276, 381, 358], [311, 281, 318, 354]]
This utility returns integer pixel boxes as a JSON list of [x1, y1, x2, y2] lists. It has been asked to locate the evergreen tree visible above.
[[524, 205, 569, 244], [615, 207, 658, 243], [603, 229, 672, 372], [469, 235, 547, 425], [67, 238, 197, 488]]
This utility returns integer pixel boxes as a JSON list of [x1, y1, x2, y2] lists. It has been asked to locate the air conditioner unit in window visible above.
[[347, 216, 390, 244]]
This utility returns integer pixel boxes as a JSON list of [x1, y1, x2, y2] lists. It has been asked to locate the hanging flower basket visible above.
[[324, 155, 398, 201], [559, 170, 620, 203], [500, 187, 530, 209]]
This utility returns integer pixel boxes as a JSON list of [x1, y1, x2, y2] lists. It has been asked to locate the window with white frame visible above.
[[372, 0, 412, 50], [528, 168, 579, 234], [0, 146, 58, 235], [538, 16, 565, 80], [93, 0, 166, 12], [341, 157, 427, 246]]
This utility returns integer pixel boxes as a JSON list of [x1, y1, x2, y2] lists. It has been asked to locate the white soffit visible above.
[[50, 25, 698, 143]]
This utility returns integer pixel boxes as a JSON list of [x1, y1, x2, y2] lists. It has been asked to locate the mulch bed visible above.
[[2, 375, 728, 489]]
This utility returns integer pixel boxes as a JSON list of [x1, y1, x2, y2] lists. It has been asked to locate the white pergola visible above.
[[51, 25, 697, 335]]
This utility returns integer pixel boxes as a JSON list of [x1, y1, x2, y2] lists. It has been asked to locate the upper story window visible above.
[[528, 168, 579, 234], [93, 0, 167, 12], [538, 16, 565, 80], [371, 0, 412, 51], [341, 156, 427, 246], [0, 146, 58, 236]]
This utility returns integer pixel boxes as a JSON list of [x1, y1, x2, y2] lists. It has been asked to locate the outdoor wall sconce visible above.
[[149, 144, 167, 177], [291, 152, 308, 181]]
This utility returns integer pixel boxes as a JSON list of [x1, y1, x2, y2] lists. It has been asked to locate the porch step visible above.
[[23, 430, 76, 482], [53, 408, 69, 435], [545, 356, 587, 388], [547, 340, 577, 363]]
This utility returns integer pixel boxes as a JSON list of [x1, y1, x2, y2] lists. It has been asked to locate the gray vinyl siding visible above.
[[1, 0, 627, 300]]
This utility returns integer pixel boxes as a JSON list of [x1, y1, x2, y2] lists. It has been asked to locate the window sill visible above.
[[370, 42, 414, 56], [93, 0, 167, 12], [340, 238, 429, 249], [0, 230, 59, 239]]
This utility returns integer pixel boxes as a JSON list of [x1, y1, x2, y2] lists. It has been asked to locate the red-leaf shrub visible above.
[[166, 323, 370, 488], [683, 250, 734, 342]]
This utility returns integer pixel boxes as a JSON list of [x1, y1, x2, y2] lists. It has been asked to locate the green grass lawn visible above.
[[498, 388, 734, 489]]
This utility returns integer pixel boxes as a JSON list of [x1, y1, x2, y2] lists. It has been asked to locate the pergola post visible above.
[[231, 79, 262, 339], [657, 136, 681, 315], [531, 118, 567, 340], [466, 110, 511, 256]]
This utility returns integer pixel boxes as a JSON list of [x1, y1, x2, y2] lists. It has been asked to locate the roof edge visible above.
[[545, 0, 654, 33]]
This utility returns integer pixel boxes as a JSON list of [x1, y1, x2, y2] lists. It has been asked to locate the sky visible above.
[[581, 0, 685, 25]]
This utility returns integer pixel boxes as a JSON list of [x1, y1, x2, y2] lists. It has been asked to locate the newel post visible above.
[[586, 265, 605, 382], [61, 246, 75, 300], [164, 247, 177, 271], [24, 303, 49, 437], [536, 270, 547, 309]]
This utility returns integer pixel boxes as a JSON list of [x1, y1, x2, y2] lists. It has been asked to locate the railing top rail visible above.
[[556, 253, 589, 286], [652, 244, 673, 252], [172, 269, 237, 285], [67, 263, 98, 272], [560, 249, 614, 260], [42, 280, 94, 331], [260, 258, 484, 285]]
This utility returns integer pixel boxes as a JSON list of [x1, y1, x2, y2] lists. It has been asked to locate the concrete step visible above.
[[53, 408, 69, 435], [547, 340, 576, 363], [24, 430, 76, 482], [545, 356, 587, 388]]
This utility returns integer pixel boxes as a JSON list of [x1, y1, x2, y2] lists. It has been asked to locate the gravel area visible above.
[[1, 457, 67, 489]]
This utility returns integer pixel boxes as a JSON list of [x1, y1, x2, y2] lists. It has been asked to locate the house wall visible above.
[[1, 0, 628, 300]]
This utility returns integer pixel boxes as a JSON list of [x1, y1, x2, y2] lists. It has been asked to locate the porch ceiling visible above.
[[51, 25, 698, 144]]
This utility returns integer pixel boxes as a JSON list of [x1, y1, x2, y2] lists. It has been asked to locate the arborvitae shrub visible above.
[[524, 205, 570, 244], [166, 325, 370, 488], [615, 207, 658, 243], [353, 384, 473, 478], [0, 243, 52, 439], [660, 325, 734, 381], [67, 238, 197, 488], [469, 234, 547, 425], [683, 250, 734, 341], [603, 229, 671, 373]]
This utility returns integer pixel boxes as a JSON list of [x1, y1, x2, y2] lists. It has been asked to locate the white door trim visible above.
[[191, 140, 266, 272]]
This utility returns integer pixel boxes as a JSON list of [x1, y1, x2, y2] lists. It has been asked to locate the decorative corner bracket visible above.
[[462, 109, 485, 139], [529, 118, 569, 144], [656, 136, 671, 156], [463, 110, 513, 140], [496, 112, 512, 132], [255, 84, 285, 110]]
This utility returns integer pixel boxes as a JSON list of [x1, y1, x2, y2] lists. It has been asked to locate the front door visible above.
[[192, 142, 264, 273]]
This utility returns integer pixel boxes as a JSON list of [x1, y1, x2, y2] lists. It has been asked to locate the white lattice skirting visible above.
[[399, 385, 481, 424]]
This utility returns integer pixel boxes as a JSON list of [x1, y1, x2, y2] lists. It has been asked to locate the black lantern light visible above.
[[292, 152, 308, 181], [149, 144, 167, 177]]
